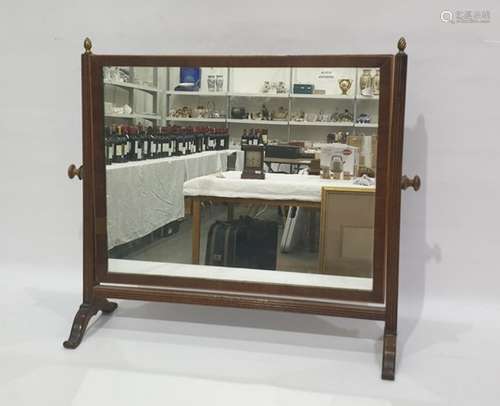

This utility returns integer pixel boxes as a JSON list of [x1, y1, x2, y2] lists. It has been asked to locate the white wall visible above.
[[1, 0, 499, 314]]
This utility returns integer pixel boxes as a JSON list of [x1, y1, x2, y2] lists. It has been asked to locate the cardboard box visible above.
[[347, 135, 377, 173], [319, 143, 359, 177]]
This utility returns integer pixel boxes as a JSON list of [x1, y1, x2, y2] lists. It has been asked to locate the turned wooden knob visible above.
[[401, 175, 420, 191], [68, 164, 83, 180]]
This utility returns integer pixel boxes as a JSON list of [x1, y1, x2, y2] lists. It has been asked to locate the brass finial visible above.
[[397, 37, 407, 53], [84, 37, 92, 54]]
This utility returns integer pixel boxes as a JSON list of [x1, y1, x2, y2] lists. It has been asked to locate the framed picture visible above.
[[319, 186, 376, 278]]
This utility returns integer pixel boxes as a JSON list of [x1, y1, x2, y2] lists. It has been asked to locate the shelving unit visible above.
[[166, 117, 226, 123], [229, 92, 289, 98], [104, 80, 159, 94], [106, 113, 161, 120], [164, 117, 376, 128], [104, 67, 164, 126], [290, 93, 355, 100], [167, 90, 359, 100], [162, 67, 380, 142], [357, 95, 380, 101], [227, 119, 288, 125], [290, 121, 355, 127], [167, 90, 227, 97]]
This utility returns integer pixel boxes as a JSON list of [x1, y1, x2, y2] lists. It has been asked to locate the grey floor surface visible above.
[[2, 264, 499, 405], [125, 205, 321, 274]]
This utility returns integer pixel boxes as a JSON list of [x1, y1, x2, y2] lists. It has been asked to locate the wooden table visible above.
[[183, 171, 372, 264], [189, 195, 320, 264]]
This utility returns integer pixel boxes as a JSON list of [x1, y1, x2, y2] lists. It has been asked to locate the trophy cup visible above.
[[338, 78, 352, 95]]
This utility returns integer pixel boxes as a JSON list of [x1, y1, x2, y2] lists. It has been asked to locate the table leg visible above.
[[227, 204, 234, 221], [309, 209, 317, 252], [192, 197, 201, 264]]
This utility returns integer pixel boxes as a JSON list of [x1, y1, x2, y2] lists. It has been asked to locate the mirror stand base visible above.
[[63, 299, 118, 349], [381, 330, 397, 380]]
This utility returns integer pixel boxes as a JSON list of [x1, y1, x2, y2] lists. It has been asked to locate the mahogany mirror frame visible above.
[[64, 37, 416, 381]]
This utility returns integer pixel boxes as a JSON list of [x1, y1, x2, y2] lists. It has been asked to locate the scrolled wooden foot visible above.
[[63, 299, 118, 349], [382, 331, 397, 380], [100, 300, 118, 314]]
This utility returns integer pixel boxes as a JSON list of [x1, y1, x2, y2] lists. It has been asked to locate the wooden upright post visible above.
[[382, 37, 408, 380]]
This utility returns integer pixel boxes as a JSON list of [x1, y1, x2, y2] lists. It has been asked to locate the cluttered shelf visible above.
[[167, 91, 378, 101], [166, 117, 226, 123], [167, 90, 228, 96], [105, 113, 161, 120], [104, 80, 159, 93]]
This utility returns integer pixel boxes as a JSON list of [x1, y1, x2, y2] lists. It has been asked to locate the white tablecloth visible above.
[[106, 150, 243, 249], [183, 171, 374, 202]]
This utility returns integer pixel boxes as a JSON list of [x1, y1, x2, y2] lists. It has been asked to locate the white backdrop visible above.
[[1, 1, 500, 404], [2, 0, 499, 303]]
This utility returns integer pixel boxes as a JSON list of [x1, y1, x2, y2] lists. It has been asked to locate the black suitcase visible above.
[[205, 216, 278, 270], [204, 221, 241, 267]]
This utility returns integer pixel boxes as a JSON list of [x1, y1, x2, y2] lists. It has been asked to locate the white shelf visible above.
[[104, 80, 159, 93], [166, 117, 226, 123], [227, 119, 289, 125], [354, 123, 378, 128], [167, 91, 228, 96], [228, 92, 289, 98], [166, 90, 376, 101], [105, 113, 161, 120], [291, 93, 355, 100], [290, 121, 355, 127], [357, 95, 380, 100]]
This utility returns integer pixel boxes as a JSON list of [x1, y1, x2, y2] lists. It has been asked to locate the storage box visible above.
[[231, 107, 247, 119], [347, 135, 377, 173], [293, 84, 314, 94], [265, 144, 303, 159], [319, 143, 359, 177]]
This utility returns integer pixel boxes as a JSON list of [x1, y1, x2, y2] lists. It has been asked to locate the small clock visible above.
[[241, 145, 265, 179]]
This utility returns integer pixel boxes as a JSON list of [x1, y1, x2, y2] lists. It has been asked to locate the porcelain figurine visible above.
[[372, 70, 380, 96], [360, 69, 373, 96]]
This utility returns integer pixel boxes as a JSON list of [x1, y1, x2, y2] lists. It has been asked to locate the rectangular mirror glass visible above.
[[103, 65, 380, 292]]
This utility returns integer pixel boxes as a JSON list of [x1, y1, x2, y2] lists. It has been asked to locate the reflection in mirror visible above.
[[104, 66, 379, 292]]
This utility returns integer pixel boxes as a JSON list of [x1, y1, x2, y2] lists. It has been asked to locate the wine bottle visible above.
[[241, 129, 248, 146], [186, 127, 192, 154], [166, 127, 172, 157], [261, 129, 268, 145], [128, 127, 139, 161], [143, 126, 152, 159], [136, 125, 145, 160], [104, 126, 114, 165], [113, 125, 126, 163], [123, 126, 131, 162], [111, 125, 120, 163], [252, 129, 258, 145], [166, 126, 173, 157], [187, 127, 194, 154], [166, 126, 174, 157], [194, 127, 201, 153], [161, 127, 168, 157], [255, 129, 262, 145], [150, 128, 158, 159]]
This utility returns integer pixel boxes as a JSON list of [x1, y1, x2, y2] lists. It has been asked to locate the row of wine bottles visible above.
[[240, 128, 269, 146], [105, 125, 229, 165]]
